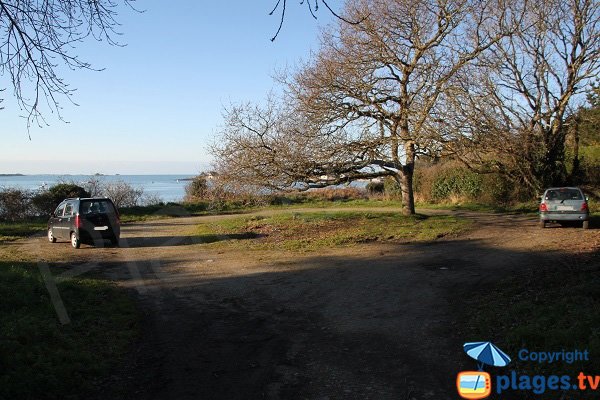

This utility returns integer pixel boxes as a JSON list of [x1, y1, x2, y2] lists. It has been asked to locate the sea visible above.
[[0, 174, 194, 203]]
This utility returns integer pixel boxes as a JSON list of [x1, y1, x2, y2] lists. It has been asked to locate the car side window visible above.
[[64, 203, 74, 217], [55, 203, 66, 217]]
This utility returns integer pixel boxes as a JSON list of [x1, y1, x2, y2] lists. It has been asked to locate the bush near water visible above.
[[0, 180, 158, 222]]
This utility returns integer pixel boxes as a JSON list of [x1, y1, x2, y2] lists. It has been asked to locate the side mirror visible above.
[[585, 196, 589, 201]]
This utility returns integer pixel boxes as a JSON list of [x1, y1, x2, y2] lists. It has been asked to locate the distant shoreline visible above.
[[0, 174, 193, 202], [0, 174, 195, 177]]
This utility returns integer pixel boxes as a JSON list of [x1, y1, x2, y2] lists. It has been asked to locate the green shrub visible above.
[[32, 184, 90, 215], [413, 160, 537, 205], [478, 173, 513, 205], [430, 164, 483, 202], [383, 177, 403, 200], [185, 175, 209, 200], [366, 180, 385, 194], [0, 188, 32, 222]]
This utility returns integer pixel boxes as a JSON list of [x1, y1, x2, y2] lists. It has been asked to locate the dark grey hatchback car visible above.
[[47, 198, 121, 248]]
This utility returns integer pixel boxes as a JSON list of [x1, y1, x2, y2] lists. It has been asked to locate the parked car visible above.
[[539, 187, 589, 229], [47, 198, 121, 248]]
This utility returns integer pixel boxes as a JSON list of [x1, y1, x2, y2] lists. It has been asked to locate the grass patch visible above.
[[0, 255, 138, 399], [464, 253, 600, 399], [196, 211, 470, 251], [272, 198, 404, 210], [119, 202, 213, 222], [0, 219, 46, 241], [120, 199, 405, 223], [416, 201, 540, 214], [268, 196, 403, 209], [119, 201, 272, 222]]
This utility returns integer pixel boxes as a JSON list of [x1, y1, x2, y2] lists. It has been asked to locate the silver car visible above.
[[539, 187, 589, 229]]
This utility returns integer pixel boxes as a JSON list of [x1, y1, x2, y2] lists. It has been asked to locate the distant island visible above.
[[0, 173, 25, 176]]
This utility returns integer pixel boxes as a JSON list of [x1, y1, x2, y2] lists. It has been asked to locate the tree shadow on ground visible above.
[[115, 233, 264, 248], [6, 234, 598, 400], [78, 240, 599, 400]]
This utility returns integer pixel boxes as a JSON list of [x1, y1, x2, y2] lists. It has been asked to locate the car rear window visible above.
[[81, 200, 117, 214], [545, 189, 583, 201]]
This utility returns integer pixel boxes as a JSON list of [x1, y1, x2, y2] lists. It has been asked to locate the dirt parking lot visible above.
[[17, 208, 600, 399]]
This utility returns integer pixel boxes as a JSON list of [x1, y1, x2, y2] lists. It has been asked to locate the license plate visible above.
[[556, 206, 573, 211], [94, 226, 109, 231]]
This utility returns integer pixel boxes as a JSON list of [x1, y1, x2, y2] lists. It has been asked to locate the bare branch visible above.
[[0, 0, 135, 132], [269, 0, 367, 41]]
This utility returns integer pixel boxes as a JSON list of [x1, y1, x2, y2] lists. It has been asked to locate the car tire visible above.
[[71, 232, 81, 249], [539, 220, 546, 228], [583, 220, 589, 230], [48, 228, 56, 243]]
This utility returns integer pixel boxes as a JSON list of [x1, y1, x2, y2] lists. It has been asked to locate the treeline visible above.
[[185, 151, 600, 209], [0, 180, 160, 222]]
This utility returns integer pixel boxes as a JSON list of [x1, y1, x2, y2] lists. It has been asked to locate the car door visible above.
[[51, 202, 67, 239], [62, 202, 75, 237]]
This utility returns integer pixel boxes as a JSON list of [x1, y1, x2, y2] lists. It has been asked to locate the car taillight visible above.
[[540, 203, 548, 212], [581, 202, 588, 212], [75, 214, 83, 229]]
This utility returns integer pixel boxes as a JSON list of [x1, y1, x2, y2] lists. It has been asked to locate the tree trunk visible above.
[[398, 141, 416, 215], [569, 115, 581, 184], [398, 169, 415, 215]]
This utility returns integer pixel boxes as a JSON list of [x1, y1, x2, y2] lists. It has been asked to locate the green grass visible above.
[[0, 256, 138, 399], [118, 200, 276, 222], [463, 252, 600, 399], [120, 198, 405, 222], [268, 197, 403, 209], [196, 211, 471, 251], [118, 202, 212, 222], [416, 201, 540, 214], [0, 219, 46, 241], [579, 145, 600, 162]]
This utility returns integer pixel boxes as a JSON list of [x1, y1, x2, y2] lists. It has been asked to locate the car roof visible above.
[[64, 197, 113, 201], [544, 187, 582, 191]]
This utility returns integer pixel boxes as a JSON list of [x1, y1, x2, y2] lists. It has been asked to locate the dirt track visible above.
[[17, 208, 600, 399]]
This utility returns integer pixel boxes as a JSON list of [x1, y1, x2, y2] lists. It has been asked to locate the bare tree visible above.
[[0, 0, 133, 131], [214, 0, 509, 215], [286, 0, 509, 214], [212, 94, 393, 194], [103, 180, 143, 208], [448, 0, 600, 193]]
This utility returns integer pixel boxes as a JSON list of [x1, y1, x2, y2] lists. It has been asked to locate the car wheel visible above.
[[71, 232, 81, 249], [583, 220, 589, 230], [48, 228, 56, 243], [539, 220, 546, 228]]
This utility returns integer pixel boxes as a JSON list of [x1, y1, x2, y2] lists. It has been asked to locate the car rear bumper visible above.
[[540, 212, 589, 221], [78, 227, 120, 242]]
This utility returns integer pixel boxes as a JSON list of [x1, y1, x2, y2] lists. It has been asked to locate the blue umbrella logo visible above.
[[463, 341, 511, 371]]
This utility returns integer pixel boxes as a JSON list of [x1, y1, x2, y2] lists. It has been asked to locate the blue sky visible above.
[[0, 1, 340, 175]]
